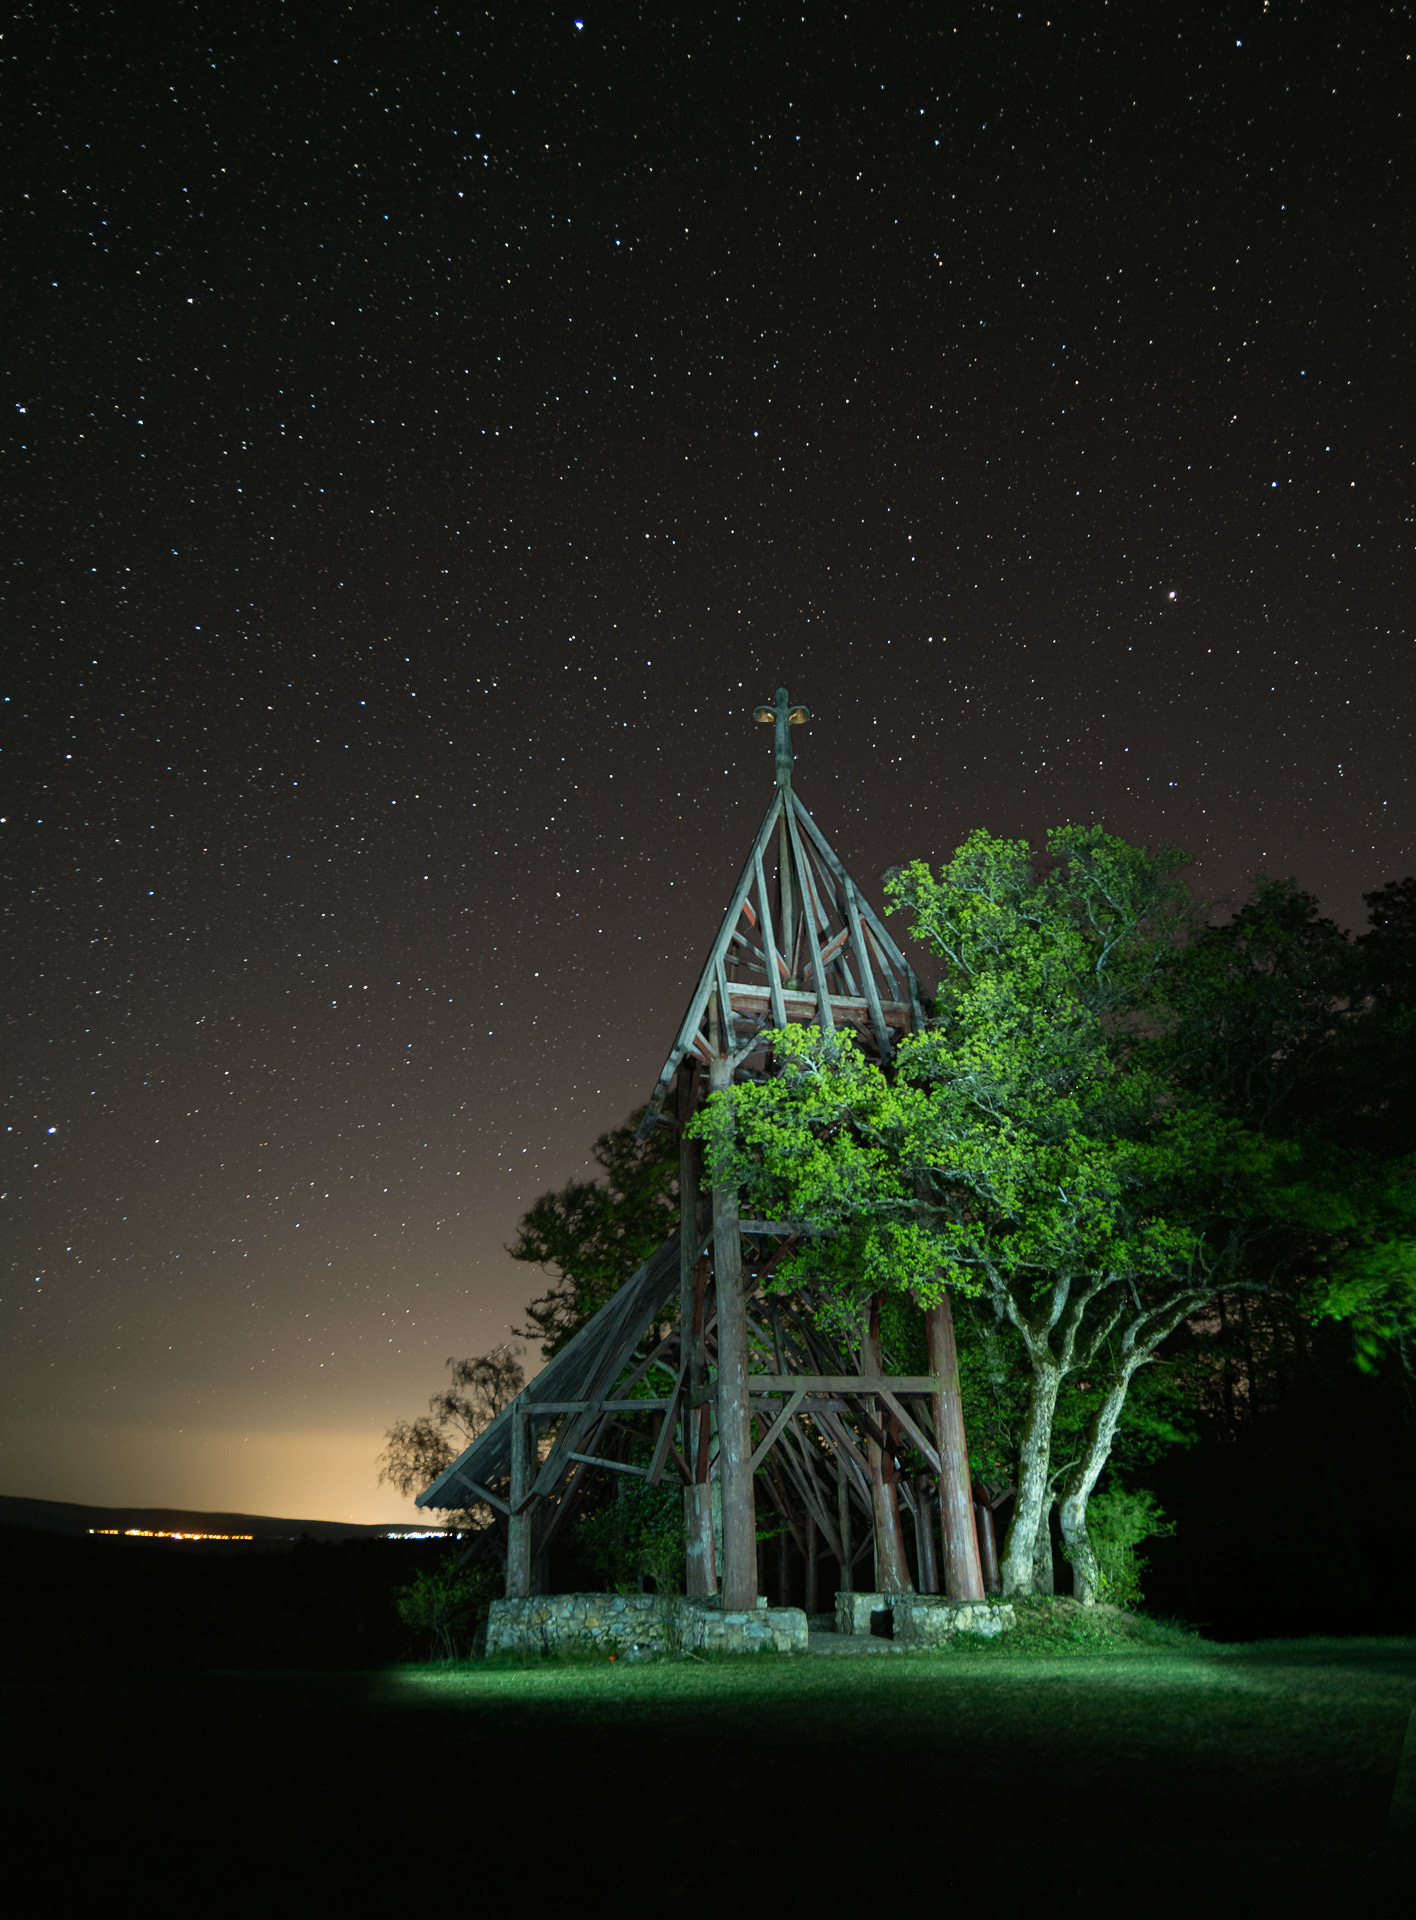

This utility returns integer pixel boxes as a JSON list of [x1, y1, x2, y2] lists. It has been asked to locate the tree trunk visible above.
[[926, 1296, 986, 1601], [1058, 1372, 1134, 1605], [999, 1360, 1061, 1596], [710, 1049, 757, 1610], [863, 1297, 913, 1593], [1033, 1499, 1056, 1594]]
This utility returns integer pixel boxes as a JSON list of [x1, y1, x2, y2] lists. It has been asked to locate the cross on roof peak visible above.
[[753, 686, 811, 790]]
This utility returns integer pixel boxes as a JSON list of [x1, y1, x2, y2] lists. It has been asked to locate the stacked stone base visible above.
[[836, 1590, 1015, 1644], [486, 1593, 808, 1658]]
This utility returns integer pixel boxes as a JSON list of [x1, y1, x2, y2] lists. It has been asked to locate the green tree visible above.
[[694, 826, 1283, 1602], [395, 1558, 499, 1660], [509, 1112, 679, 1357], [1160, 875, 1416, 1376], [378, 1345, 525, 1530], [574, 1477, 687, 1595]]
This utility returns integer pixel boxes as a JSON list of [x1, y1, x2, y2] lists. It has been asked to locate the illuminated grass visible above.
[[8, 1638, 1414, 1902]]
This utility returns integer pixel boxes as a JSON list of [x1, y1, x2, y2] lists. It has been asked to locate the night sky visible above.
[[5, 4, 1412, 1523]]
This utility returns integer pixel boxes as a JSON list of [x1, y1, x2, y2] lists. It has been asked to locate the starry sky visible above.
[[5, 3, 1412, 1523]]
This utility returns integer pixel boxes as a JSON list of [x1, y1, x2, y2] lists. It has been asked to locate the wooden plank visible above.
[[638, 792, 784, 1135], [745, 1374, 944, 1394], [568, 1452, 652, 1477], [791, 794, 913, 972], [747, 1385, 806, 1473], [506, 1407, 534, 1594], [843, 873, 893, 1063], [646, 1361, 689, 1486], [724, 981, 909, 1025], [876, 1386, 942, 1475], [445, 1475, 510, 1518], [753, 847, 789, 1029], [785, 803, 835, 1033]]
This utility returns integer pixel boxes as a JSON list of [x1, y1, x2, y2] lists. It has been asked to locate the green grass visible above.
[[7, 1631, 1414, 1910]]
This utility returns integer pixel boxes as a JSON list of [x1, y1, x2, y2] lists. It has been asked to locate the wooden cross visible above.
[[754, 686, 811, 791]]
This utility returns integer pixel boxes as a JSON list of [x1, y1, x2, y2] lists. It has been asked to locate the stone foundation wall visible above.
[[485, 1593, 807, 1658], [835, 1590, 1015, 1643]]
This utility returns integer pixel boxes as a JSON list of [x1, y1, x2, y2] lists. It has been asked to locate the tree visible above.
[[508, 1112, 679, 1357], [378, 1345, 525, 1530], [694, 826, 1286, 1602], [1159, 875, 1416, 1373], [395, 1559, 500, 1660]]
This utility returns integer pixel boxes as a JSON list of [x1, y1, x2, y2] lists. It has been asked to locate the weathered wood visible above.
[[646, 1362, 689, 1486], [638, 792, 784, 1137], [913, 1476, 940, 1594], [710, 1049, 758, 1610], [875, 1385, 943, 1475], [724, 981, 910, 1026], [843, 874, 893, 1063], [791, 794, 915, 979], [506, 1405, 535, 1597], [927, 1297, 987, 1603], [785, 803, 835, 1033], [448, 1476, 510, 1518], [975, 1494, 1002, 1594], [684, 1482, 717, 1596], [747, 1385, 807, 1473], [837, 1452, 854, 1594], [753, 847, 790, 1029], [863, 1298, 913, 1593], [745, 1373, 945, 1394], [567, 1452, 651, 1477]]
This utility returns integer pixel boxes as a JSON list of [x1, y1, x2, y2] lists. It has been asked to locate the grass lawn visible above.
[[8, 1629, 1414, 1909]]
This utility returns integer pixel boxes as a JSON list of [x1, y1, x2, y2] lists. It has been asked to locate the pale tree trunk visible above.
[[998, 1359, 1061, 1596], [1058, 1374, 1133, 1605], [1033, 1498, 1055, 1593], [1057, 1289, 1203, 1604]]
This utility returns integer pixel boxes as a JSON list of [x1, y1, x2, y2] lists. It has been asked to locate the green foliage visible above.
[[692, 827, 1262, 1331], [394, 1559, 498, 1660], [1082, 1487, 1174, 1609], [950, 1594, 1199, 1655], [574, 1477, 686, 1595], [509, 1112, 679, 1357]]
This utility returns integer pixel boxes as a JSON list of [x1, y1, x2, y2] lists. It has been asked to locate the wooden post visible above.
[[913, 1476, 940, 1594], [710, 1042, 757, 1611], [506, 1402, 534, 1599], [926, 1297, 986, 1602], [974, 1490, 1002, 1594], [677, 1063, 717, 1598], [837, 1453, 854, 1594], [805, 1510, 819, 1616], [862, 1296, 913, 1593]]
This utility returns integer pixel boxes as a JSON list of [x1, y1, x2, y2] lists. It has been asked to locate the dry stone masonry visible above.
[[835, 1590, 1015, 1643], [486, 1593, 809, 1657]]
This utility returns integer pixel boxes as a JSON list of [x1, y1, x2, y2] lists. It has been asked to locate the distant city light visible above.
[[89, 1527, 254, 1541]]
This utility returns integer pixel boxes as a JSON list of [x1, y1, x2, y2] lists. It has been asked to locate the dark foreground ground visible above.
[[7, 1634, 1415, 1912], [3, 1527, 1412, 1908]]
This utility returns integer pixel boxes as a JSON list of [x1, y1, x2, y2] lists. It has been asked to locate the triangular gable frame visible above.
[[638, 789, 925, 1136]]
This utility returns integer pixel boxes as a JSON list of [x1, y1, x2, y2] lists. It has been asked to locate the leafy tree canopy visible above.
[[509, 1111, 678, 1357]]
